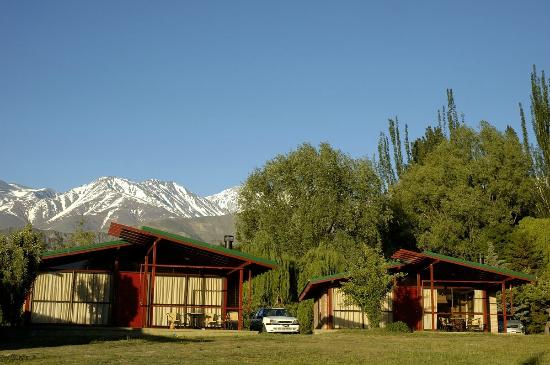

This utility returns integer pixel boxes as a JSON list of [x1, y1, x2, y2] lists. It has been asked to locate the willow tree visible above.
[[236, 143, 391, 308]]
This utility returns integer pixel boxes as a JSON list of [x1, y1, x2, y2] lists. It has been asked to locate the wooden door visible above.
[[115, 272, 143, 328], [393, 286, 422, 330]]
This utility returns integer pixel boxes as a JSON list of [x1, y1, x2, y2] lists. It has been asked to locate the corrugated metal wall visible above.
[[31, 272, 111, 325], [332, 288, 393, 329], [152, 275, 222, 327]]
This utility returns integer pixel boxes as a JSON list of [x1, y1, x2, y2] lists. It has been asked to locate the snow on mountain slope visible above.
[[0, 177, 238, 231], [206, 186, 241, 213]]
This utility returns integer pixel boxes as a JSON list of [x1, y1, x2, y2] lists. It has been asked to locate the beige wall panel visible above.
[[31, 302, 71, 323], [71, 303, 110, 325], [331, 288, 393, 329], [473, 290, 484, 326], [31, 272, 111, 325], [73, 273, 111, 303], [151, 276, 222, 327], [33, 272, 74, 301], [154, 276, 186, 305], [422, 288, 437, 330]]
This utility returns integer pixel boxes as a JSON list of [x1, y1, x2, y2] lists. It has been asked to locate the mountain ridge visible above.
[[0, 177, 240, 232]]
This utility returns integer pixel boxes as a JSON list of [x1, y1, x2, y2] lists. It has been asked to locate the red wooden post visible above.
[[416, 272, 422, 331], [509, 283, 514, 316], [430, 264, 435, 331], [327, 287, 333, 329], [238, 269, 243, 330], [112, 254, 120, 325], [23, 292, 31, 325], [247, 269, 252, 315], [222, 276, 227, 329], [501, 282, 507, 333], [482, 289, 488, 332], [143, 255, 149, 327], [149, 240, 158, 327]]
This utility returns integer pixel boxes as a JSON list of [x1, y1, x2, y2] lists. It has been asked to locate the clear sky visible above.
[[1, 1, 549, 195]]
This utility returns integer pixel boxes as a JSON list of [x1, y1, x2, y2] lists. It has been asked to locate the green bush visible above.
[[385, 321, 411, 333], [297, 300, 314, 334]]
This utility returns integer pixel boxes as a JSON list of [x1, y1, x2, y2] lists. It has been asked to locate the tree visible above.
[[391, 123, 536, 259], [71, 218, 96, 246], [0, 225, 44, 326], [521, 66, 550, 216], [341, 244, 396, 328], [236, 143, 391, 306], [514, 274, 550, 334]]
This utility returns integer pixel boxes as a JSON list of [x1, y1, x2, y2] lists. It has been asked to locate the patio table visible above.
[[187, 312, 206, 328]]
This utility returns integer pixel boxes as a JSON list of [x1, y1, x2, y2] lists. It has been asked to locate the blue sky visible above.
[[1, 0, 549, 195]]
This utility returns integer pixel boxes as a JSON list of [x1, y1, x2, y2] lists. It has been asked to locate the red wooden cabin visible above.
[[299, 249, 534, 333], [24, 222, 276, 329]]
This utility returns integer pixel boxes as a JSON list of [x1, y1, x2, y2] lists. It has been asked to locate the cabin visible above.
[[299, 249, 535, 333], [24, 222, 276, 329]]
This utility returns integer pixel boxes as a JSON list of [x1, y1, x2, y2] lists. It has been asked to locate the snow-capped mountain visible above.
[[206, 186, 241, 213], [0, 177, 240, 232]]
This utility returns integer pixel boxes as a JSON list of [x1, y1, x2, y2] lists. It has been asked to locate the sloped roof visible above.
[[140, 226, 277, 267], [107, 222, 277, 270], [42, 240, 130, 259], [393, 249, 536, 282], [299, 249, 535, 301]]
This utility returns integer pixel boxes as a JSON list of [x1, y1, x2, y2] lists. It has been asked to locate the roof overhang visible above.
[[108, 222, 277, 274], [392, 249, 535, 285]]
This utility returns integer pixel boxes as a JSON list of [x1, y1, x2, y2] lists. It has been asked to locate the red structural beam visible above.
[[142, 263, 246, 270], [222, 277, 227, 329], [502, 282, 508, 333], [430, 263, 435, 331], [238, 269, 243, 330], [482, 289, 488, 333]]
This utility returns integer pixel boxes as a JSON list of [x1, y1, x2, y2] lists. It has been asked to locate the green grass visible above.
[[1, 329, 550, 365]]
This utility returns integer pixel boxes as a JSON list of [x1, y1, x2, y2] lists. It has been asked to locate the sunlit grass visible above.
[[1, 329, 549, 365]]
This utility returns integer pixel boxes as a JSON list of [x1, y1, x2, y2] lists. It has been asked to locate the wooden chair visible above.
[[225, 311, 239, 330], [205, 313, 222, 328], [467, 318, 482, 332], [166, 312, 182, 329]]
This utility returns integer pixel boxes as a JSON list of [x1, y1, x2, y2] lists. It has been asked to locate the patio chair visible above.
[[439, 316, 452, 331], [225, 312, 239, 330], [467, 318, 482, 332], [205, 313, 222, 328], [166, 312, 182, 329]]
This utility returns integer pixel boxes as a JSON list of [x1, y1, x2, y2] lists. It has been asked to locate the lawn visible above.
[[1, 329, 549, 365]]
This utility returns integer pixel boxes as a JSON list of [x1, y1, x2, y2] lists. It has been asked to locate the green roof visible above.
[[140, 226, 277, 267], [309, 272, 350, 284], [423, 251, 536, 282], [42, 240, 130, 258]]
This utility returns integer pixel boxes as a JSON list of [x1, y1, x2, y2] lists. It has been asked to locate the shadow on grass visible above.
[[0, 327, 213, 351], [519, 352, 547, 365]]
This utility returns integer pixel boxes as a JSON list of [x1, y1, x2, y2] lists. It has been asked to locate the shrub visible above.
[[297, 300, 314, 334], [385, 321, 411, 333]]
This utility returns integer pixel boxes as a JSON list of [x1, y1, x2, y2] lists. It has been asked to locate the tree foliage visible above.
[[70, 218, 97, 246], [236, 143, 391, 306], [391, 123, 536, 259], [0, 225, 44, 326], [341, 244, 396, 328]]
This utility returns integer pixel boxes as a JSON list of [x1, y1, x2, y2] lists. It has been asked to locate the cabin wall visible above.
[[314, 287, 392, 330], [31, 272, 111, 325], [151, 276, 223, 326]]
